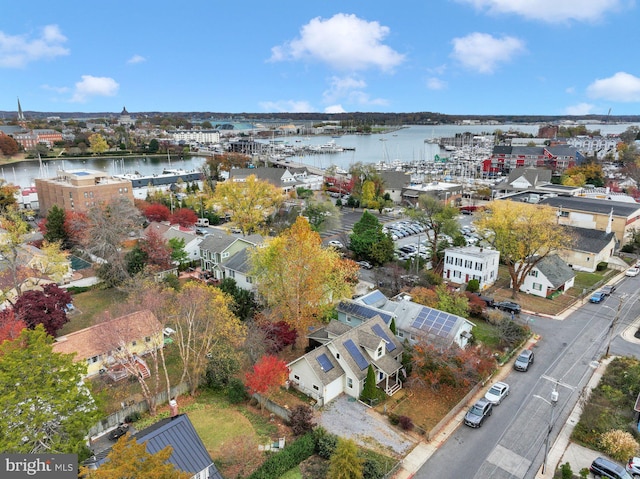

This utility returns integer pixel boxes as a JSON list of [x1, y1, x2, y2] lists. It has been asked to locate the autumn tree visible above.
[[561, 163, 605, 187], [407, 194, 461, 273], [261, 320, 298, 353], [143, 203, 171, 223], [0, 326, 99, 457], [0, 179, 19, 212], [434, 284, 469, 318], [209, 175, 283, 234], [89, 132, 109, 154], [82, 197, 143, 286], [0, 134, 20, 157], [0, 309, 26, 343], [170, 282, 245, 393], [13, 283, 73, 336], [475, 200, 573, 298], [251, 217, 358, 340], [244, 354, 289, 411], [139, 228, 172, 272], [64, 210, 90, 247], [204, 152, 250, 181], [170, 207, 198, 227], [328, 438, 364, 479], [79, 434, 191, 479], [349, 210, 394, 264]]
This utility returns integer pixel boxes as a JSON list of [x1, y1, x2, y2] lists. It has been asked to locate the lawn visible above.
[[59, 287, 127, 335]]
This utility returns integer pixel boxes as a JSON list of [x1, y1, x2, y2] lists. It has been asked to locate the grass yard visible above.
[[59, 287, 127, 335]]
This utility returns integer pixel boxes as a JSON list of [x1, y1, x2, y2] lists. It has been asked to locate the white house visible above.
[[443, 246, 500, 290], [517, 254, 576, 298], [145, 222, 203, 264], [336, 290, 475, 350], [287, 315, 404, 406]]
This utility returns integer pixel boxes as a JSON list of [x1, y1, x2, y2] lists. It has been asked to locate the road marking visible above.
[[486, 444, 531, 478]]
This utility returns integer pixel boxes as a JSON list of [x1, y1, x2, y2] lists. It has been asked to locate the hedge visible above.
[[246, 433, 316, 479]]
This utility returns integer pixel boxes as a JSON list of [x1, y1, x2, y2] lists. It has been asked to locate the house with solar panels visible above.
[[287, 315, 404, 406], [336, 290, 474, 349]]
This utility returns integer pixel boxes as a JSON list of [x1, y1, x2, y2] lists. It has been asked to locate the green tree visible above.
[[168, 237, 189, 266], [79, 434, 191, 479], [361, 364, 377, 403], [43, 204, 68, 246], [349, 210, 394, 264], [328, 438, 364, 479], [435, 284, 469, 317], [148, 138, 160, 153], [0, 326, 99, 458], [389, 317, 397, 335]]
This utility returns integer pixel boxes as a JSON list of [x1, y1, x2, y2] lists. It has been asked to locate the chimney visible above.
[[169, 397, 178, 417]]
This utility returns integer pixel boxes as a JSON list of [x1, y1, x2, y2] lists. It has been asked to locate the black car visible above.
[[463, 398, 493, 428], [601, 285, 616, 296], [108, 423, 129, 441], [475, 293, 494, 308], [495, 301, 521, 315]]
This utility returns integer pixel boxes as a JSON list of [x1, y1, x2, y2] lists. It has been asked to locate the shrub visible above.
[[599, 429, 639, 462], [226, 377, 249, 404], [313, 427, 338, 459], [466, 279, 480, 293], [398, 415, 414, 431], [560, 462, 573, 479], [388, 413, 400, 426], [289, 404, 315, 436], [246, 433, 316, 479], [124, 411, 141, 423], [362, 457, 384, 479], [596, 261, 608, 271]]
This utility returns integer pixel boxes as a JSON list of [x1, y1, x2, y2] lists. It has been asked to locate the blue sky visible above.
[[2, 1, 640, 116]]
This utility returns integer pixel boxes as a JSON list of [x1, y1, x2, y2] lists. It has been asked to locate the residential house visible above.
[[559, 226, 616, 272], [443, 246, 500, 290], [516, 254, 575, 298], [145, 222, 203, 264], [199, 229, 263, 288], [401, 182, 462, 207], [84, 413, 223, 479], [288, 166, 324, 191], [336, 290, 475, 349], [287, 315, 404, 406], [52, 310, 163, 379], [228, 167, 300, 194], [379, 170, 411, 204], [493, 167, 552, 196]]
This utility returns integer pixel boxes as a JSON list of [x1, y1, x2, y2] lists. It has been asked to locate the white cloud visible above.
[[322, 75, 367, 103], [269, 13, 405, 72], [258, 100, 315, 113], [0, 24, 69, 68], [564, 103, 595, 115], [325, 105, 346, 113], [451, 33, 525, 74], [127, 54, 146, 64], [565, 86, 575, 94], [426, 77, 447, 90], [586, 72, 640, 102], [41, 84, 69, 94], [458, 0, 624, 23], [70, 75, 119, 103]]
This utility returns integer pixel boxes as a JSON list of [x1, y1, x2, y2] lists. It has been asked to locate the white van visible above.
[[196, 218, 209, 227]]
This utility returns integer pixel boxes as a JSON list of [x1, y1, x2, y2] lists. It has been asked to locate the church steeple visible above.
[[17, 97, 26, 126]]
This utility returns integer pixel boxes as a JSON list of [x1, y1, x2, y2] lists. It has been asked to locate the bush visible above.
[[246, 433, 316, 479], [388, 413, 400, 426], [466, 279, 480, 293], [124, 411, 141, 423], [596, 262, 609, 271], [66, 285, 92, 294], [362, 457, 384, 479], [398, 415, 414, 431], [289, 404, 315, 436], [313, 427, 338, 459], [599, 429, 639, 462], [226, 377, 249, 404], [560, 462, 573, 479]]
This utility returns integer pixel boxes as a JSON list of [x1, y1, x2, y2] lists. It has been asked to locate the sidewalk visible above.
[[393, 336, 539, 479]]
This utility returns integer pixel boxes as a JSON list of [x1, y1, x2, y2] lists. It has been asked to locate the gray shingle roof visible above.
[[538, 196, 640, 218], [222, 247, 252, 274], [529, 254, 575, 288], [562, 226, 616, 253]]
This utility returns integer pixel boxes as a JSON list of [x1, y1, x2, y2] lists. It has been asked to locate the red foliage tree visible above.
[[170, 208, 198, 227], [261, 321, 298, 354], [144, 203, 171, 223], [13, 284, 73, 337], [0, 135, 20, 156], [140, 229, 172, 271], [245, 355, 289, 411], [0, 309, 26, 343], [64, 210, 90, 247], [464, 292, 487, 317]]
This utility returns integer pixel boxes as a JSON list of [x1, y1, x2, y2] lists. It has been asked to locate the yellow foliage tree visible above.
[[208, 175, 283, 234], [88, 133, 109, 155], [250, 217, 358, 340], [475, 200, 573, 298], [79, 434, 191, 479]]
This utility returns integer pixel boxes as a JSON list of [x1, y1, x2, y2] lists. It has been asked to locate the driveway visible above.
[[318, 395, 416, 456]]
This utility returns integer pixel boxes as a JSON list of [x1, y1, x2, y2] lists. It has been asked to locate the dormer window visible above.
[[377, 345, 383, 357]]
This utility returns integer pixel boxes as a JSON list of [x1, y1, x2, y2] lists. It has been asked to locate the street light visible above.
[[534, 384, 559, 475]]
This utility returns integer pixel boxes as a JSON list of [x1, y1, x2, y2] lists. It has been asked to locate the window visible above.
[[145, 336, 151, 342], [229, 270, 235, 278], [377, 346, 383, 357], [222, 252, 230, 259], [312, 384, 319, 391], [84, 192, 88, 198], [347, 377, 353, 388], [88, 356, 99, 364], [410, 334, 417, 341], [529, 270, 539, 277], [533, 283, 543, 291], [131, 340, 137, 346], [336, 353, 340, 359], [397, 330, 404, 338], [294, 374, 300, 381], [346, 317, 351, 323], [247, 276, 253, 284]]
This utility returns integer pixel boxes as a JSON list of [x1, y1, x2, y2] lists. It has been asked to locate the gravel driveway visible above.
[[317, 395, 416, 456]]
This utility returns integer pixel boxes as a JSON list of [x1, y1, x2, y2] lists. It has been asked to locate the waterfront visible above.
[[3, 123, 638, 188]]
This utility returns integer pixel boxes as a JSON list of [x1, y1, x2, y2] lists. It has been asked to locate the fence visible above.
[[252, 393, 292, 423], [88, 382, 190, 438]]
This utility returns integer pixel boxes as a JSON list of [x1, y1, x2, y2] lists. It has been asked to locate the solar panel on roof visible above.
[[316, 353, 334, 372], [338, 301, 393, 324], [343, 339, 369, 370], [411, 306, 460, 338], [361, 290, 386, 306], [371, 323, 396, 352]]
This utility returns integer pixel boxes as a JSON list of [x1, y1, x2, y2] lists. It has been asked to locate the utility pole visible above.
[[605, 294, 626, 356], [537, 376, 575, 475]]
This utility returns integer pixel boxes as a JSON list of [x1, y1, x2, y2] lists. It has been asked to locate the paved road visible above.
[[415, 273, 640, 479]]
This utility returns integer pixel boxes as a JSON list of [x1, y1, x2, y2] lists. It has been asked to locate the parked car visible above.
[[514, 349, 535, 372], [463, 398, 493, 428], [601, 285, 616, 296], [590, 291, 607, 303], [475, 294, 494, 308], [484, 382, 510, 405], [495, 301, 521, 315], [626, 457, 640, 477], [327, 240, 344, 249], [626, 267, 640, 277], [356, 260, 373, 270], [108, 423, 130, 441], [590, 457, 633, 479]]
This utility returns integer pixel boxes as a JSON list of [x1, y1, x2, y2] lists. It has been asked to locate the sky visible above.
[[2, 1, 640, 116]]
